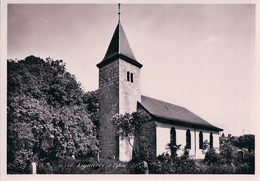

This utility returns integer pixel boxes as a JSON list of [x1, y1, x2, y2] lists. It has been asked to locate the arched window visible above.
[[170, 127, 176, 155], [186, 129, 191, 149], [210, 132, 213, 148], [170, 127, 176, 145], [199, 131, 203, 149], [130, 73, 134, 82], [127, 71, 130, 81]]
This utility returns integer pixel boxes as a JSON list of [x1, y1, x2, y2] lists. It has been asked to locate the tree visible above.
[[7, 56, 99, 174], [219, 142, 234, 164], [230, 134, 255, 153], [83, 90, 99, 131], [112, 110, 150, 159]]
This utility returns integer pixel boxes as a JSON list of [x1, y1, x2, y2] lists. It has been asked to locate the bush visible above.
[[202, 143, 255, 174], [7, 149, 33, 174], [147, 150, 198, 174], [204, 148, 220, 165], [233, 150, 255, 174], [206, 164, 236, 174], [128, 161, 148, 174], [219, 142, 234, 164], [37, 159, 129, 174], [33, 141, 256, 174]]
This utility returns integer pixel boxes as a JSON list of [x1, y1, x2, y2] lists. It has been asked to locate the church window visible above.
[[170, 127, 176, 155], [210, 132, 213, 148], [127, 71, 130, 81], [186, 129, 191, 149], [199, 131, 203, 149], [130, 73, 134, 82]]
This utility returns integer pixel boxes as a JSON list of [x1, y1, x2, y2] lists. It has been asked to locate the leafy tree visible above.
[[219, 142, 234, 164], [230, 134, 255, 152], [7, 56, 99, 174], [83, 90, 99, 131], [112, 110, 150, 159]]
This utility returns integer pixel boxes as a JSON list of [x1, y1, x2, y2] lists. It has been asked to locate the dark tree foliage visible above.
[[83, 90, 99, 129], [7, 56, 99, 174], [230, 134, 255, 152], [203, 137, 255, 174]]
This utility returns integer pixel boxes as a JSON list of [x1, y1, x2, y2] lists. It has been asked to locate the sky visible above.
[[7, 4, 255, 136]]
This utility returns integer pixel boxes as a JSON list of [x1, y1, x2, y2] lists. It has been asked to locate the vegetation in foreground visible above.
[[7, 56, 99, 174], [7, 56, 255, 174], [36, 137, 254, 174]]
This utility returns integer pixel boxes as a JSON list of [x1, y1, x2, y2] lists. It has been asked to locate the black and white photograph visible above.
[[0, 0, 258, 180]]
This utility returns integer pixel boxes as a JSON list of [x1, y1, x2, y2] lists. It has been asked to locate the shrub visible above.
[[204, 148, 220, 165], [7, 149, 33, 174], [233, 150, 255, 174], [219, 142, 234, 164], [128, 161, 149, 174], [202, 141, 255, 174], [206, 163, 236, 174], [147, 150, 198, 174], [37, 159, 129, 174]]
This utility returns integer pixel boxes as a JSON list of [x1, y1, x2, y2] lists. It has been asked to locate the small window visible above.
[[130, 73, 133, 82], [186, 129, 191, 149], [127, 71, 130, 81], [199, 131, 203, 149], [210, 132, 213, 148]]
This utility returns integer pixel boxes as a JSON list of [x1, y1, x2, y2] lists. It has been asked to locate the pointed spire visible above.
[[96, 6, 142, 69]]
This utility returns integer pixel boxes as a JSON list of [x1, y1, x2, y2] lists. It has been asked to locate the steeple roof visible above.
[[97, 23, 142, 68]]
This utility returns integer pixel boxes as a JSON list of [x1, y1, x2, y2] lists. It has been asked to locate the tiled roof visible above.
[[139, 95, 223, 132], [97, 23, 142, 68]]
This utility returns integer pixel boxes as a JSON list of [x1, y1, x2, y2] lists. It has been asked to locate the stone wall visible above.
[[136, 120, 157, 159], [98, 58, 142, 161], [98, 60, 120, 159]]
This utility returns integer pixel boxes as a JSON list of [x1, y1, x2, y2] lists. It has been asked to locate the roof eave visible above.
[[96, 54, 143, 68], [154, 116, 223, 132]]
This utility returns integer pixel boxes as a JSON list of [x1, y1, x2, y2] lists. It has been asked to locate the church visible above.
[[96, 11, 223, 162]]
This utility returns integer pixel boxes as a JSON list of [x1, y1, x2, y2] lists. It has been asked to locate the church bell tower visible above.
[[96, 4, 142, 161]]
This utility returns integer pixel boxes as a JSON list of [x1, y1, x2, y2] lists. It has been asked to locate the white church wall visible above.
[[156, 122, 220, 159], [193, 130, 220, 159], [213, 132, 220, 148], [190, 129, 196, 157], [156, 122, 191, 157], [156, 125, 171, 155], [195, 131, 209, 159], [176, 128, 187, 156]]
